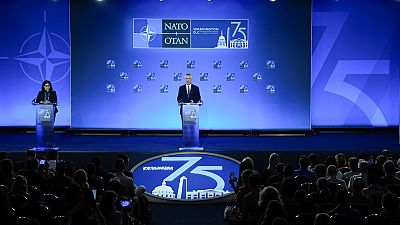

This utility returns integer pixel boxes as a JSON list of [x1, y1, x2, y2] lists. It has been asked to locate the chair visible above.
[[351, 203, 371, 217], [12, 216, 39, 225], [365, 214, 386, 225], [0, 184, 10, 194], [8, 193, 28, 210], [295, 175, 310, 185], [50, 216, 65, 225], [295, 213, 314, 225], [338, 167, 350, 174], [43, 193, 61, 215]]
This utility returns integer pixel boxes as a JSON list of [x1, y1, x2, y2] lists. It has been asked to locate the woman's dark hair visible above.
[[41, 80, 53, 91]]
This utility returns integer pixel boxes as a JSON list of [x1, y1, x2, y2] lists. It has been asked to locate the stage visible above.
[[1, 131, 399, 171]]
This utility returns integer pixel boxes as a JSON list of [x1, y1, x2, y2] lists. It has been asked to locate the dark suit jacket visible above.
[[35, 91, 58, 114], [177, 84, 201, 103]]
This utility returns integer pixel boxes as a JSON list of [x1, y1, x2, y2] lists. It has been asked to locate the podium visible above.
[[179, 102, 203, 151], [32, 103, 58, 151]]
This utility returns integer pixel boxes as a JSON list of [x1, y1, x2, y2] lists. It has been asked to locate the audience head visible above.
[[268, 153, 280, 170], [248, 172, 261, 189], [348, 157, 359, 172], [381, 192, 399, 212], [352, 177, 365, 193], [116, 153, 129, 169], [72, 169, 89, 189], [326, 165, 337, 177], [272, 217, 289, 225], [90, 156, 102, 170], [280, 177, 299, 197], [308, 153, 318, 169], [28, 187, 42, 203], [314, 213, 331, 225], [240, 169, 253, 187], [85, 163, 97, 176], [0, 151, 8, 160], [383, 160, 396, 176], [241, 157, 254, 171], [264, 200, 288, 222], [12, 175, 28, 195], [0, 159, 15, 177], [367, 163, 381, 185], [358, 160, 368, 173], [335, 153, 346, 167], [314, 164, 327, 179], [335, 189, 350, 206], [282, 164, 294, 178], [114, 158, 126, 173], [299, 155, 311, 169], [26, 150, 36, 159], [259, 186, 280, 208], [99, 190, 118, 211], [376, 155, 387, 166], [55, 161, 66, 175]]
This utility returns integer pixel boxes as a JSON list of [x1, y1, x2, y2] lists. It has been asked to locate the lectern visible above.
[[33, 103, 58, 151], [179, 102, 203, 151]]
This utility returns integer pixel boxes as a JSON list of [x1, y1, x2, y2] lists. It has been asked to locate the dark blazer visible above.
[[177, 84, 201, 103], [35, 91, 58, 114]]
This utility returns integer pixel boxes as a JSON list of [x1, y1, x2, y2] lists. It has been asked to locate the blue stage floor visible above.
[[0, 132, 399, 153]]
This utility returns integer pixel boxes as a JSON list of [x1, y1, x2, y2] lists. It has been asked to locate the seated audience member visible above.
[[381, 160, 400, 189], [314, 213, 331, 225], [313, 164, 327, 180], [267, 163, 285, 186], [379, 192, 400, 225], [17, 157, 46, 190], [98, 190, 122, 225], [17, 187, 52, 225], [0, 159, 16, 188], [308, 153, 319, 171], [294, 155, 315, 182], [349, 177, 371, 208], [241, 173, 261, 225], [114, 158, 135, 198], [255, 186, 282, 225], [46, 161, 72, 196], [260, 200, 288, 225], [90, 156, 107, 179], [262, 153, 280, 185], [342, 157, 360, 181], [326, 165, 347, 189], [328, 189, 363, 224]]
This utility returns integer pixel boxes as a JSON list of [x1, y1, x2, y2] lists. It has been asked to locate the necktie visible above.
[[187, 85, 190, 97]]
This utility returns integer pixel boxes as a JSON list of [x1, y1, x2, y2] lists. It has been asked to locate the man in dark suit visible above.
[[177, 73, 201, 104]]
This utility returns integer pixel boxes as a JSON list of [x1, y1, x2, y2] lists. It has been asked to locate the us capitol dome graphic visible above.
[[151, 181, 176, 198], [152, 176, 230, 200], [215, 28, 248, 49]]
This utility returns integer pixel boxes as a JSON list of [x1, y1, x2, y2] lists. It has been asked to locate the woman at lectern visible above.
[[35, 80, 58, 118]]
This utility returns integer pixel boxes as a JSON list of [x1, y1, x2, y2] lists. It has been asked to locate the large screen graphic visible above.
[[70, 0, 312, 129]]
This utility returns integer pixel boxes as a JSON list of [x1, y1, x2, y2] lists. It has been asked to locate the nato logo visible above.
[[187, 60, 195, 69], [173, 72, 182, 81], [160, 59, 168, 69], [200, 73, 209, 81], [133, 59, 142, 68], [266, 85, 276, 94], [106, 60, 116, 69], [213, 60, 222, 69], [213, 85, 222, 93], [133, 84, 143, 93], [131, 152, 240, 202], [240, 60, 248, 69], [240, 85, 248, 93], [266, 60, 276, 69], [253, 73, 262, 81], [227, 73, 235, 81], [147, 72, 156, 81], [160, 85, 169, 93], [120, 72, 128, 80], [106, 84, 115, 93]]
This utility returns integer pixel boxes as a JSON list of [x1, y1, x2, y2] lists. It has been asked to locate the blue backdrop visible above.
[[70, 0, 311, 130], [0, 0, 398, 129]]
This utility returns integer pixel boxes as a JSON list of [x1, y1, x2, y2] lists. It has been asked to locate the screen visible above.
[[70, 0, 312, 130]]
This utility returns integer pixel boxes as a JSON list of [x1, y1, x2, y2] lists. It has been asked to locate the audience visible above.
[[225, 150, 400, 225], [0, 151, 150, 225]]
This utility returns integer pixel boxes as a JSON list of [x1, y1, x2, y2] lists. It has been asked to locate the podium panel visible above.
[[34, 104, 57, 150], [180, 103, 203, 151]]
